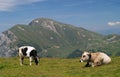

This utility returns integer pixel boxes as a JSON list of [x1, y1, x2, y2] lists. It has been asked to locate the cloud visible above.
[[0, 0, 45, 11], [108, 21, 120, 26]]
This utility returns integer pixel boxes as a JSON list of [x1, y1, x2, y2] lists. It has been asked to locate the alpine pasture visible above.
[[0, 57, 120, 77]]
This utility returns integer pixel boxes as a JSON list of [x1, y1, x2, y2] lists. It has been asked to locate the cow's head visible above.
[[34, 56, 40, 65], [80, 51, 91, 62]]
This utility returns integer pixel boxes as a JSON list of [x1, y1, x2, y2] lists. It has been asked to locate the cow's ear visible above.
[[87, 53, 91, 58]]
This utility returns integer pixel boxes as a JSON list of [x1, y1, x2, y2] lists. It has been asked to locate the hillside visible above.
[[0, 18, 120, 57], [102, 34, 120, 56]]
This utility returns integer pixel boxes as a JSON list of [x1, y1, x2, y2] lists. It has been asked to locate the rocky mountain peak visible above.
[[29, 18, 60, 34]]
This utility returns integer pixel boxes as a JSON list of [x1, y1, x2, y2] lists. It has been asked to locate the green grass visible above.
[[0, 57, 120, 77]]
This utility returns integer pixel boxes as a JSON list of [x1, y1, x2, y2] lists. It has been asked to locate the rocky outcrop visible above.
[[0, 30, 18, 57]]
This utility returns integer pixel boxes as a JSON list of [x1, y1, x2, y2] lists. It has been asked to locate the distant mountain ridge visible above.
[[100, 29, 120, 35], [0, 18, 120, 58]]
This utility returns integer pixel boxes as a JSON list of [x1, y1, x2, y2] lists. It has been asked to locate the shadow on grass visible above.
[[0, 65, 6, 70]]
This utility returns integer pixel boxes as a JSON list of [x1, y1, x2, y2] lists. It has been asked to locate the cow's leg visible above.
[[92, 60, 102, 67], [29, 57, 33, 66], [85, 61, 91, 67], [20, 57, 24, 66], [92, 62, 101, 67]]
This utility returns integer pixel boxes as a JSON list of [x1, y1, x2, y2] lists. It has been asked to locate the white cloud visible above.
[[108, 21, 120, 26], [0, 0, 45, 11], [0, 0, 15, 11]]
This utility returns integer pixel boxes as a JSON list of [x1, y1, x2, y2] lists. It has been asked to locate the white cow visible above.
[[18, 46, 39, 66], [80, 51, 111, 67]]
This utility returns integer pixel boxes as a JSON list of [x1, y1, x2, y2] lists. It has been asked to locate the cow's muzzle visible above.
[[80, 59, 83, 62]]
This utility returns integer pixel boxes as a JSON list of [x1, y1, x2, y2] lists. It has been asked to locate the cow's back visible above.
[[18, 46, 36, 57], [100, 52, 111, 64]]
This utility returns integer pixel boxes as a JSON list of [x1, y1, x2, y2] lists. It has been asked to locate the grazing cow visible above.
[[80, 51, 111, 67], [18, 46, 39, 66]]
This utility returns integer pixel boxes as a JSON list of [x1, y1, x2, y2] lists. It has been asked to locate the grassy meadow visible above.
[[0, 57, 120, 77]]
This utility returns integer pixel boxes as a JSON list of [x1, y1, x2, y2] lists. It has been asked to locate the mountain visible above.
[[0, 18, 120, 58], [102, 34, 120, 56]]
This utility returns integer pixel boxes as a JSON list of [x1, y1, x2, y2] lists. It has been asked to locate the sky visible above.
[[0, 0, 120, 34]]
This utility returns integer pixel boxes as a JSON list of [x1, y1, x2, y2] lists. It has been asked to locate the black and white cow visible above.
[[18, 46, 39, 66]]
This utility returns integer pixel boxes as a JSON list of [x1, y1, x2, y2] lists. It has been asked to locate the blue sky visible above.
[[0, 0, 120, 34]]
